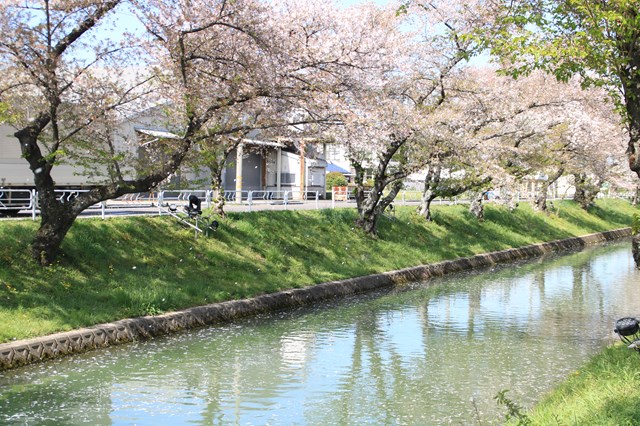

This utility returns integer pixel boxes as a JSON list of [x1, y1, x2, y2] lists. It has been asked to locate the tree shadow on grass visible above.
[[221, 210, 373, 285], [587, 203, 635, 228], [493, 205, 578, 238], [572, 392, 640, 425]]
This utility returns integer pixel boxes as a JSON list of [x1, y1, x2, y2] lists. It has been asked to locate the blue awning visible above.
[[326, 162, 352, 174]]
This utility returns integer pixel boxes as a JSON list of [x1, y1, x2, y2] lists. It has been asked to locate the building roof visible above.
[[135, 127, 181, 140], [242, 138, 285, 148], [326, 162, 352, 175]]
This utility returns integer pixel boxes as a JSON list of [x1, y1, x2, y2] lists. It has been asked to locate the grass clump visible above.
[[523, 344, 640, 425], [0, 198, 637, 342]]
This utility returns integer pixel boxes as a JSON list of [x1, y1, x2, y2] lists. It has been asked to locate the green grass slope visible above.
[[519, 344, 640, 425], [0, 199, 637, 342]]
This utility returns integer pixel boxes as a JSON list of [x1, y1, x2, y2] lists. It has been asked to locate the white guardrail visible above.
[[1, 187, 578, 220], [1, 188, 324, 220], [158, 189, 320, 214]]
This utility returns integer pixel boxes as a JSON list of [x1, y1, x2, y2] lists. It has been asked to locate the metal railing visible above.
[[1, 185, 604, 221], [220, 190, 320, 212], [0, 188, 36, 218]]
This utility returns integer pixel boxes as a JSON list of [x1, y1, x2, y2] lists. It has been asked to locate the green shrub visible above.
[[326, 171, 347, 190]]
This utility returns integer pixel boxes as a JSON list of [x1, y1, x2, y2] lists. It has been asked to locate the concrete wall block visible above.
[[80, 332, 96, 350], [206, 307, 225, 323], [69, 335, 83, 352], [128, 319, 150, 339], [235, 300, 257, 317], [103, 327, 119, 344], [41, 341, 58, 359], [186, 307, 209, 324], [12, 347, 29, 367], [168, 314, 184, 330], [27, 343, 44, 362], [114, 325, 132, 341], [0, 348, 14, 369], [55, 337, 71, 355], [92, 329, 108, 347], [167, 315, 186, 332], [179, 311, 200, 327]]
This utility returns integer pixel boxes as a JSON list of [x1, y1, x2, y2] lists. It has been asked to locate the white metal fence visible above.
[[0, 186, 592, 220], [1, 188, 324, 219], [0, 188, 36, 217]]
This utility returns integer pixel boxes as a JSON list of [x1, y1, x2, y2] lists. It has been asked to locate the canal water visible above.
[[1, 240, 639, 425]]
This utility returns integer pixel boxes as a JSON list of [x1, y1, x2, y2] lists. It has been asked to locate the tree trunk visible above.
[[353, 169, 386, 235], [32, 209, 77, 266], [355, 198, 380, 234], [355, 179, 403, 234], [14, 124, 74, 265], [624, 79, 640, 180], [419, 193, 437, 221], [208, 162, 226, 218], [573, 173, 588, 208], [469, 191, 485, 221], [29, 186, 86, 265], [419, 165, 441, 221], [533, 186, 548, 213], [534, 167, 564, 213], [573, 173, 601, 210], [351, 137, 407, 236], [203, 138, 240, 217]]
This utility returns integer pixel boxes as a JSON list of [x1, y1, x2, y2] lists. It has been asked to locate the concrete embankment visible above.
[[0, 228, 631, 371]]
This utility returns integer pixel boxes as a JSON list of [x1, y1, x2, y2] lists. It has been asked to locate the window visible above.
[[280, 172, 296, 184]]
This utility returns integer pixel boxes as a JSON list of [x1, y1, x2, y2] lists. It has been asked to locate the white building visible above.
[[1, 110, 328, 212], [221, 138, 327, 199]]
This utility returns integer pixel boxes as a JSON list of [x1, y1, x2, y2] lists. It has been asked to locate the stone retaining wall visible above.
[[0, 228, 631, 371]]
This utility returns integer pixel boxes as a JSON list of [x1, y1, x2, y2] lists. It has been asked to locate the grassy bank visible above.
[[0, 199, 637, 343], [514, 344, 640, 425]]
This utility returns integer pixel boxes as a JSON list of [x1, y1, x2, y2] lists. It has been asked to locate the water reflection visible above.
[[1, 240, 638, 425]]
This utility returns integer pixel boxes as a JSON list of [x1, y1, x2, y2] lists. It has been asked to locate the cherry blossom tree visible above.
[[137, 0, 394, 219], [0, 0, 159, 265], [418, 66, 627, 221], [559, 95, 627, 209], [477, 0, 640, 180], [475, 0, 640, 265], [327, 0, 489, 235], [1, 0, 382, 265], [412, 102, 495, 221], [412, 68, 551, 218]]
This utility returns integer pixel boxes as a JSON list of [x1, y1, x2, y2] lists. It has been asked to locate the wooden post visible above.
[[299, 140, 306, 201], [276, 147, 282, 195], [235, 142, 243, 203]]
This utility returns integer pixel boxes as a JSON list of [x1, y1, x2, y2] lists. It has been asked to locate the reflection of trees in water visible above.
[[337, 309, 396, 424], [149, 242, 636, 423], [302, 242, 629, 423], [1, 242, 635, 424]]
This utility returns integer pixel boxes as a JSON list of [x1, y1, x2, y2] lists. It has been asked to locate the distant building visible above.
[[221, 138, 327, 199], [1, 111, 328, 204]]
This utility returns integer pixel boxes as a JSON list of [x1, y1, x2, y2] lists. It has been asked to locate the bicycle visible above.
[[162, 195, 219, 238]]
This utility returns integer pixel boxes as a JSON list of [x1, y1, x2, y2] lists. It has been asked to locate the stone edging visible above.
[[0, 227, 631, 371]]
